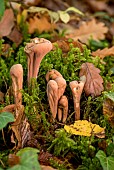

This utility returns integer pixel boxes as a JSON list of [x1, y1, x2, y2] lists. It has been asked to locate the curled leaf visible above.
[[65, 7, 84, 16]]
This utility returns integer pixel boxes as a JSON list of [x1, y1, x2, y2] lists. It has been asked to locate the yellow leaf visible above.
[[64, 120, 105, 138], [58, 11, 70, 23], [17, 13, 21, 25], [17, 10, 28, 25], [22, 10, 28, 21]]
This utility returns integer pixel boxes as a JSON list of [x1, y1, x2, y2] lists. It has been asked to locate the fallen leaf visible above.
[[92, 46, 114, 59], [41, 165, 57, 170], [8, 154, 20, 167], [64, 120, 105, 138], [0, 9, 14, 37], [110, 23, 114, 36], [7, 26, 23, 46], [0, 91, 4, 102], [17, 9, 28, 25], [38, 150, 52, 166], [52, 39, 84, 53], [24, 0, 41, 6], [10, 2, 21, 12], [1, 104, 31, 149], [85, 0, 114, 16], [66, 19, 108, 44], [1, 44, 13, 58], [98, 140, 107, 152], [103, 92, 114, 127], [28, 14, 56, 34], [79, 62, 104, 97], [39, 0, 69, 11]]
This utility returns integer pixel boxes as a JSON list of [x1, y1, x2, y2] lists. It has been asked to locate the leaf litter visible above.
[[0, 0, 114, 169]]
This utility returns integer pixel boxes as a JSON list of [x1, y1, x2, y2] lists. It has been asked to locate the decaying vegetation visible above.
[[0, 0, 114, 170]]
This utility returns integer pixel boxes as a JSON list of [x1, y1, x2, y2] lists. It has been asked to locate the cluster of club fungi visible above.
[[1, 37, 86, 149]]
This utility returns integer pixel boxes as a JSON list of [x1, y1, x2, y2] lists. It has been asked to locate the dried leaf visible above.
[[28, 15, 56, 34], [41, 165, 56, 170], [7, 26, 23, 46], [64, 120, 105, 138], [85, 0, 114, 16], [38, 151, 52, 166], [66, 19, 108, 44], [0, 91, 4, 102], [92, 46, 114, 59], [1, 44, 13, 58], [10, 2, 21, 12], [24, 0, 41, 6], [0, 9, 14, 37], [79, 62, 104, 97], [103, 92, 114, 127], [110, 23, 114, 36], [8, 154, 20, 167], [52, 39, 84, 53], [27, 6, 60, 23]]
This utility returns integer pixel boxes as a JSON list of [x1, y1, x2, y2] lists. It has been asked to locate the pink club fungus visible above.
[[69, 76, 86, 120], [24, 37, 52, 84], [10, 64, 23, 106], [58, 95, 68, 123], [46, 69, 68, 122]]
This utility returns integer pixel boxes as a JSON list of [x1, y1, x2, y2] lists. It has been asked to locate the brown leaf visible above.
[[28, 14, 56, 34], [1, 104, 16, 113], [0, 91, 4, 102], [92, 46, 114, 59], [1, 104, 31, 149], [110, 23, 114, 36], [79, 62, 104, 97], [52, 39, 84, 53], [39, 0, 69, 11], [2, 44, 12, 58], [8, 154, 20, 167], [24, 0, 41, 6], [66, 19, 108, 44], [85, 0, 114, 16], [7, 26, 23, 46], [38, 150, 52, 166], [41, 165, 57, 170], [0, 9, 14, 37], [103, 98, 114, 127]]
